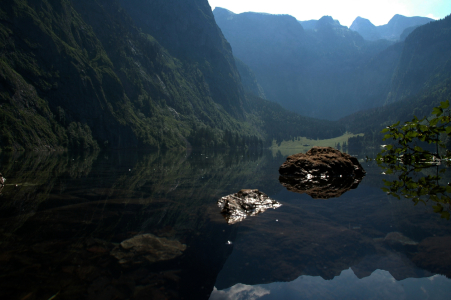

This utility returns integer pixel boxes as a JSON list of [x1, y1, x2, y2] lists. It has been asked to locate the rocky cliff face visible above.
[[0, 0, 258, 151], [118, 0, 246, 118], [387, 15, 451, 104]]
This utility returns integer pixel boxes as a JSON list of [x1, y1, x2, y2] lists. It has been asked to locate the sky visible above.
[[207, 0, 451, 27]]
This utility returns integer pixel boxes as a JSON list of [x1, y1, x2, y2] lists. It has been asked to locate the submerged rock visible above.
[[278, 147, 365, 199], [218, 189, 281, 224], [110, 234, 186, 264], [383, 232, 418, 246]]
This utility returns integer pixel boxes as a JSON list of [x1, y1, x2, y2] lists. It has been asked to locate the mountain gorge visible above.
[[213, 8, 451, 124], [1, 0, 450, 152], [1, 0, 344, 152], [213, 8, 397, 120]]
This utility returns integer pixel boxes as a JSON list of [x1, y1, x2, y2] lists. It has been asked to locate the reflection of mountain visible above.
[[0, 149, 284, 300], [352, 252, 432, 280], [2, 150, 451, 299], [214, 180, 451, 290]]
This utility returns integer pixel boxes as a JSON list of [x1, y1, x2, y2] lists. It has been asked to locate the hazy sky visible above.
[[208, 0, 451, 27]]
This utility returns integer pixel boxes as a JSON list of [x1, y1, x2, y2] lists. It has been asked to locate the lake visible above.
[[1, 148, 451, 300]]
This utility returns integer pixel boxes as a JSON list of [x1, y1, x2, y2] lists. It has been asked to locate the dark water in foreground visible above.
[[1, 149, 451, 300]]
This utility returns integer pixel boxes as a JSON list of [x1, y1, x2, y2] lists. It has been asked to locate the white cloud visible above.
[[426, 13, 439, 19], [209, 284, 270, 300]]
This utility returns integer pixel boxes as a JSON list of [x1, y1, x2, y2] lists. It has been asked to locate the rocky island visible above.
[[279, 147, 366, 199]]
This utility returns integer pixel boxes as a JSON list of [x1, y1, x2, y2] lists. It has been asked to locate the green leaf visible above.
[[433, 204, 444, 213], [433, 107, 444, 116], [441, 211, 450, 220], [440, 100, 449, 109]]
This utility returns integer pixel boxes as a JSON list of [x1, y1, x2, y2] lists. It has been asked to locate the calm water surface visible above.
[[0, 149, 450, 300]]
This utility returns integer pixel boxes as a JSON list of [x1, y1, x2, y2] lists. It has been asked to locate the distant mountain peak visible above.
[[349, 16, 380, 40], [350, 16, 376, 29], [350, 14, 433, 41], [316, 15, 342, 30]]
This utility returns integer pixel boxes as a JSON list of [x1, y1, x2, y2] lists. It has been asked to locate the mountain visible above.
[[117, 0, 245, 119], [341, 15, 451, 143], [0, 0, 346, 152], [378, 14, 433, 40], [386, 14, 451, 104], [299, 19, 317, 30], [213, 8, 395, 120], [350, 14, 433, 41], [234, 57, 266, 99], [1, 0, 227, 151], [349, 17, 381, 40]]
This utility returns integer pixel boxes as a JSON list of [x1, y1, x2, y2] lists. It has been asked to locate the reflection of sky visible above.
[[210, 269, 451, 300]]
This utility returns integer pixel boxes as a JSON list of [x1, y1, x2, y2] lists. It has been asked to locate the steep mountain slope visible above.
[[387, 14, 451, 104], [213, 8, 395, 120], [0, 0, 347, 152], [350, 14, 433, 41], [234, 57, 266, 99], [341, 15, 451, 143], [0, 0, 243, 151], [118, 0, 246, 119]]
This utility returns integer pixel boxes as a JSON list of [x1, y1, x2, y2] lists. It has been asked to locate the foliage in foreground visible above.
[[376, 100, 451, 219]]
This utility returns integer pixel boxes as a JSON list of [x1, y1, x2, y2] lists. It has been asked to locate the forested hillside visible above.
[[341, 14, 451, 145], [0, 0, 346, 152]]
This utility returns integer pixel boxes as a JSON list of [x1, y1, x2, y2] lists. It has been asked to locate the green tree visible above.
[[376, 100, 451, 219], [378, 100, 451, 166]]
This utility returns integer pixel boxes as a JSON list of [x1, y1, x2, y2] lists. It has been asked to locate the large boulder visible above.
[[279, 147, 366, 178], [278, 147, 366, 199], [218, 189, 281, 224]]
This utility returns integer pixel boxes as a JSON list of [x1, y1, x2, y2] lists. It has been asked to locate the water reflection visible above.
[[377, 158, 451, 219], [211, 269, 451, 300], [0, 149, 451, 299], [0, 149, 282, 299], [278, 175, 363, 199]]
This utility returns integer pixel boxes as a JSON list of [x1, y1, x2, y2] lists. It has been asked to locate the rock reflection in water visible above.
[[218, 189, 281, 224], [279, 175, 363, 199]]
